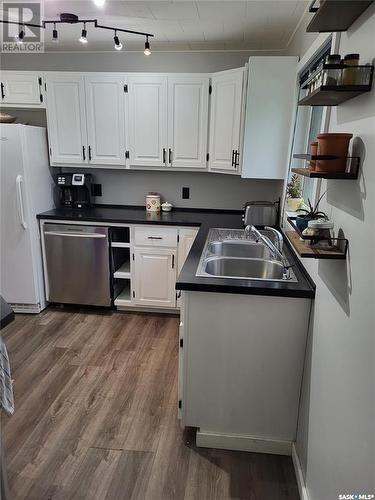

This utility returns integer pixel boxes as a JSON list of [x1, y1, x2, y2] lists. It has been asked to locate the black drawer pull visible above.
[[88, 145, 92, 161], [168, 148, 172, 164], [82, 146, 86, 161], [163, 148, 166, 164], [148, 236, 163, 240], [1, 83, 5, 99]]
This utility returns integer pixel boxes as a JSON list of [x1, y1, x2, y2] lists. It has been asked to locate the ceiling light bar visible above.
[[113, 30, 122, 51], [144, 35, 151, 56], [79, 22, 88, 44], [52, 23, 58, 42], [15, 26, 25, 44], [0, 13, 154, 53]]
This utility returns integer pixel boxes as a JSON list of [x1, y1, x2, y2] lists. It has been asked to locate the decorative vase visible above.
[[316, 133, 353, 173], [287, 197, 303, 211]]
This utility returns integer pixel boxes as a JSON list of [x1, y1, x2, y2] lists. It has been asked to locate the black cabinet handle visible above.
[[82, 146, 86, 161], [1, 83, 5, 100], [148, 236, 163, 240], [163, 148, 166, 164], [234, 150, 239, 168], [168, 148, 172, 164], [231, 150, 235, 166], [172, 254, 175, 269], [88, 145, 92, 161]]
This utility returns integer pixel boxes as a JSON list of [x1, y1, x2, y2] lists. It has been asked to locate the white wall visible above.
[[289, 5, 375, 500], [0, 50, 281, 73], [1, 50, 284, 210]]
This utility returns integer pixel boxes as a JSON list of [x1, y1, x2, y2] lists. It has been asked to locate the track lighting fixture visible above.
[[52, 23, 58, 42], [144, 36, 151, 56], [15, 27, 25, 44], [79, 22, 88, 44], [113, 31, 122, 50], [1, 13, 154, 52]]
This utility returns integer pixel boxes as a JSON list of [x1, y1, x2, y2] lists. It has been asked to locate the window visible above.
[[285, 42, 331, 209]]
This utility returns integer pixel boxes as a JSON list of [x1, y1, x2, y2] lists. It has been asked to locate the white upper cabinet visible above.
[[242, 56, 298, 179], [127, 76, 168, 167], [85, 75, 126, 165], [167, 77, 209, 169], [45, 74, 87, 164], [208, 68, 245, 174], [0, 71, 45, 107]]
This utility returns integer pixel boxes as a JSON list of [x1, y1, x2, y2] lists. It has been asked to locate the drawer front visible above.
[[134, 226, 178, 248]]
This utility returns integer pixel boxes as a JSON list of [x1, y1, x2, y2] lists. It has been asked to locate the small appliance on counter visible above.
[[55, 173, 92, 209], [242, 200, 279, 228]]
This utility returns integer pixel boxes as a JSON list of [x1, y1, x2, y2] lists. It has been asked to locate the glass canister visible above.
[[342, 53, 360, 85], [322, 54, 342, 86], [146, 192, 161, 212]]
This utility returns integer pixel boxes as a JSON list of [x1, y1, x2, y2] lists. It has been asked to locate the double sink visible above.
[[196, 228, 297, 282]]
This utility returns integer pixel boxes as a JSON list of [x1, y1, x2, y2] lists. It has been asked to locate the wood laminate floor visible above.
[[1, 308, 300, 500]]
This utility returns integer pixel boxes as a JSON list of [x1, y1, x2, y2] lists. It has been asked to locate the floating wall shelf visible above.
[[299, 65, 374, 106], [286, 218, 348, 260], [292, 154, 360, 179], [306, 0, 374, 33]]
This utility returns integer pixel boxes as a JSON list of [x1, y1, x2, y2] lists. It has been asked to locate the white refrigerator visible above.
[[0, 124, 54, 313]]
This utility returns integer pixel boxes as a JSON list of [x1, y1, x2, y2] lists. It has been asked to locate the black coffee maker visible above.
[[55, 173, 92, 209]]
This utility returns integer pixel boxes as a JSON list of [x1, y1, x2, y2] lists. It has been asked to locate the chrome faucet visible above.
[[244, 225, 292, 280], [264, 226, 283, 253]]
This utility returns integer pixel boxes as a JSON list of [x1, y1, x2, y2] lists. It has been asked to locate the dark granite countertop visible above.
[[37, 206, 315, 299]]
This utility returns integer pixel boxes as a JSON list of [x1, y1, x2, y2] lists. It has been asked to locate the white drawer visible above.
[[134, 226, 178, 248]]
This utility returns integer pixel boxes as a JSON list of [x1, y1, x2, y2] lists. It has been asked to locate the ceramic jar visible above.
[[316, 133, 353, 173], [146, 192, 161, 212]]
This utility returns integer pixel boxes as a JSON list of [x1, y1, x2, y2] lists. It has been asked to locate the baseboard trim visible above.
[[292, 443, 309, 500], [196, 430, 292, 456]]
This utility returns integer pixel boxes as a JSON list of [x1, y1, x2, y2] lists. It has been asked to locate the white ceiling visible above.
[[5, 0, 309, 52]]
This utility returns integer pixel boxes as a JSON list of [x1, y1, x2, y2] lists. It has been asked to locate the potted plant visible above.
[[296, 192, 328, 232], [286, 174, 303, 211]]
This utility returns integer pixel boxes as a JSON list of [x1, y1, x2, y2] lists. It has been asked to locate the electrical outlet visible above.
[[182, 187, 190, 199]]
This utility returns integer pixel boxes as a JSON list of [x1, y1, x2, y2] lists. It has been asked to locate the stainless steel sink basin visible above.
[[207, 240, 271, 259], [196, 228, 298, 282], [203, 257, 285, 280]]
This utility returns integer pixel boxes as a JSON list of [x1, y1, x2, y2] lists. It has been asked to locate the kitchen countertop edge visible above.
[[37, 206, 316, 300]]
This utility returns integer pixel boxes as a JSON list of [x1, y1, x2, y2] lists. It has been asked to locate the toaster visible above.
[[242, 200, 279, 227]]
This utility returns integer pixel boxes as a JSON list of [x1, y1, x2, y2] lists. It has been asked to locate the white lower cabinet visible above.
[[180, 291, 312, 454], [134, 248, 177, 308]]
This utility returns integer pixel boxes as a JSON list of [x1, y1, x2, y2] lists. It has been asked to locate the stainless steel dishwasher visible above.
[[43, 223, 111, 307]]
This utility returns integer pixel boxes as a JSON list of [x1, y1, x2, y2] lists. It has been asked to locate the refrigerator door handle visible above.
[[16, 175, 27, 230]]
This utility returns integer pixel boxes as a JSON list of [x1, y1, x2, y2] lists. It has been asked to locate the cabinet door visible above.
[[134, 248, 176, 308], [208, 69, 244, 173], [242, 57, 298, 179], [85, 75, 126, 165], [178, 228, 199, 274], [168, 77, 209, 169], [45, 74, 87, 165], [1, 71, 43, 106], [127, 76, 167, 167]]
